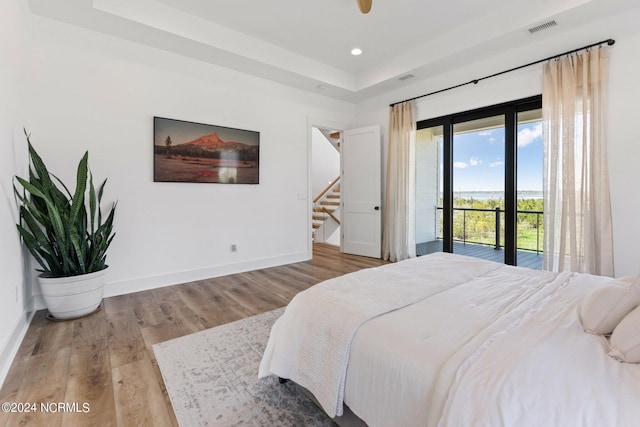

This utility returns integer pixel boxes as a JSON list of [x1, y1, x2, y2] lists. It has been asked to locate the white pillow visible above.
[[609, 305, 640, 363], [580, 277, 640, 335]]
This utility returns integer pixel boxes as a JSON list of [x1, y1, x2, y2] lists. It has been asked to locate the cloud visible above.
[[478, 130, 492, 136], [469, 157, 482, 166], [490, 160, 504, 168], [454, 161, 468, 169], [518, 123, 542, 147], [488, 137, 496, 144]]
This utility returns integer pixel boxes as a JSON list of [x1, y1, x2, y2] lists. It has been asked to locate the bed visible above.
[[258, 252, 640, 427]]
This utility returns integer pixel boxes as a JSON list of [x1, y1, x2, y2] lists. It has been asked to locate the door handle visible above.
[[374, 206, 380, 210]]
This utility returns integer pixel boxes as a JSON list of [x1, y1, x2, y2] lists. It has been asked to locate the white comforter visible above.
[[259, 253, 503, 416], [259, 253, 640, 426]]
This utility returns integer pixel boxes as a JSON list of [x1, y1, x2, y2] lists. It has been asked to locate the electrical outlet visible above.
[[231, 244, 237, 252]]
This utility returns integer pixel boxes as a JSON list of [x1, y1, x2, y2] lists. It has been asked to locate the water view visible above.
[[453, 191, 542, 200]]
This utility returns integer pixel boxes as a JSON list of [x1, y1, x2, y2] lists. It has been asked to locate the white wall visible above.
[[0, 0, 34, 386], [24, 17, 354, 300], [354, 8, 640, 277], [607, 30, 640, 278]]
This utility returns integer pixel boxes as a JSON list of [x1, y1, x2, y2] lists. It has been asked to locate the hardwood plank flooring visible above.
[[112, 358, 174, 427], [0, 244, 387, 427], [62, 342, 116, 427]]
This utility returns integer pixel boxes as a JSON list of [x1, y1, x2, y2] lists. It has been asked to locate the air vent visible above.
[[398, 74, 415, 81], [528, 20, 557, 34]]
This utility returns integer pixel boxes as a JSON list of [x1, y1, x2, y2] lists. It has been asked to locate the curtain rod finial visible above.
[[607, 39, 615, 46]]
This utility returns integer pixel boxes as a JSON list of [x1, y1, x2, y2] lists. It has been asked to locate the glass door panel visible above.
[[452, 115, 505, 262], [415, 125, 443, 256], [516, 108, 544, 268]]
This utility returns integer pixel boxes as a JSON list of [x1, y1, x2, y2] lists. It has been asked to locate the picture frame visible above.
[[153, 116, 260, 184]]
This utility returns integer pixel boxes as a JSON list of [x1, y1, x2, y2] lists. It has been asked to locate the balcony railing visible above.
[[435, 207, 543, 254]]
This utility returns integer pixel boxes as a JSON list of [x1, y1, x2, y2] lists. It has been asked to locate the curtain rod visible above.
[[389, 38, 615, 108]]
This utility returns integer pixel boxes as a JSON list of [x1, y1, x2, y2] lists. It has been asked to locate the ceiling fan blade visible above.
[[357, 0, 372, 14]]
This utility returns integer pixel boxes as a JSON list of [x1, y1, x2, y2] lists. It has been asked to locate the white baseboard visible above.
[[0, 307, 35, 388], [105, 250, 311, 297]]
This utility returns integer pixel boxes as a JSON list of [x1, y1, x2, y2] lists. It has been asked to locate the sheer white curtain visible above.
[[382, 101, 416, 262], [542, 47, 614, 275]]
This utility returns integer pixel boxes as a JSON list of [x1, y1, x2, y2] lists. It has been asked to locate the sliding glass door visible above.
[[516, 108, 543, 268], [415, 96, 542, 267], [452, 115, 506, 258]]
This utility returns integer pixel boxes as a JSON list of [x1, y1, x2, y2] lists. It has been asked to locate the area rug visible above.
[[153, 307, 336, 426]]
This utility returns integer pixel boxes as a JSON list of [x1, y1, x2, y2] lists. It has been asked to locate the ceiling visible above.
[[25, 0, 640, 103]]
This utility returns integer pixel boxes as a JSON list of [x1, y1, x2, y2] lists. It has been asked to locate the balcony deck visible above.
[[417, 240, 543, 270]]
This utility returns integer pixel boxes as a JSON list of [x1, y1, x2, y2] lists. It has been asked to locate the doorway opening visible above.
[[311, 127, 341, 246]]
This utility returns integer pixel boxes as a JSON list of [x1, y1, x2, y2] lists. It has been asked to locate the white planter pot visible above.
[[38, 267, 107, 320]]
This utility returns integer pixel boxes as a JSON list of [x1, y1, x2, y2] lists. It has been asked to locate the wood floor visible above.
[[0, 244, 387, 427]]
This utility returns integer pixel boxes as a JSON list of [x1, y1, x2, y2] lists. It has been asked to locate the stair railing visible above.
[[313, 176, 340, 204], [313, 176, 341, 236], [321, 206, 341, 225]]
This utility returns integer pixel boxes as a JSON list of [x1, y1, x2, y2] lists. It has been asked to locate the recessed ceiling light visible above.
[[351, 48, 363, 56]]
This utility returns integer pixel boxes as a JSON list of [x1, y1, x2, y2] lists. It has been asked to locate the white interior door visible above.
[[341, 125, 381, 258]]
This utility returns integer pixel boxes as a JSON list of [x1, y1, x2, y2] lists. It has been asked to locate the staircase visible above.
[[312, 177, 341, 242]]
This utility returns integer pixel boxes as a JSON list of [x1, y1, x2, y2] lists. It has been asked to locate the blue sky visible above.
[[452, 122, 543, 192]]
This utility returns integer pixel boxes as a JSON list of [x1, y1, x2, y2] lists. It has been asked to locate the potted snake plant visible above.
[[14, 131, 116, 320]]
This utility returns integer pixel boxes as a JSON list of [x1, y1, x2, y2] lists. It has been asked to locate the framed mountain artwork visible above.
[[153, 117, 260, 184]]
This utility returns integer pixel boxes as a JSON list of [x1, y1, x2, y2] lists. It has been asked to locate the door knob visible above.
[[374, 206, 380, 210]]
